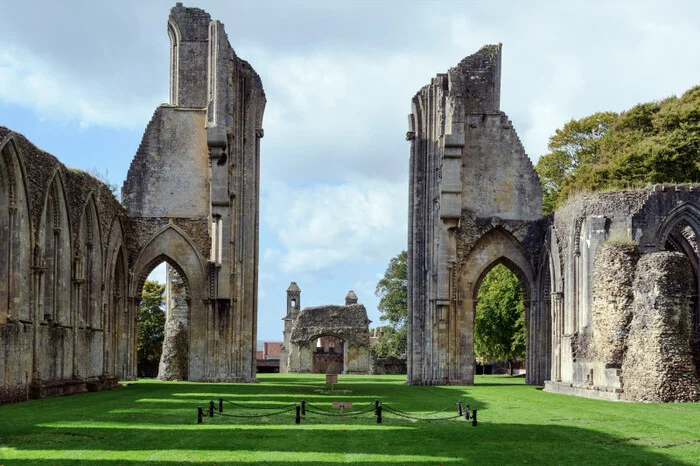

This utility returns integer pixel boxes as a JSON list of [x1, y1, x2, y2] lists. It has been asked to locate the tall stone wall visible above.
[[122, 3, 265, 383], [1, 3, 265, 403], [407, 44, 545, 386], [545, 189, 700, 402], [0, 127, 128, 404]]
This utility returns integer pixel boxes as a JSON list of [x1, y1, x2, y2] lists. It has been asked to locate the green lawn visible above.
[[1, 374, 699, 465]]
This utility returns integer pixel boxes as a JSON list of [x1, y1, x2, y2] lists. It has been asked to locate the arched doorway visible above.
[[456, 227, 550, 385], [312, 335, 345, 374], [136, 260, 189, 380], [473, 263, 526, 376], [130, 225, 207, 381]]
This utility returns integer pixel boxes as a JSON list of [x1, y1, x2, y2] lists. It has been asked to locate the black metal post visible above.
[[457, 401, 463, 417], [374, 400, 380, 416], [209, 400, 214, 417], [219, 397, 223, 413], [296, 405, 301, 424], [301, 399, 306, 416], [376, 405, 382, 424], [465, 404, 470, 420], [197, 406, 203, 424], [472, 409, 477, 427]]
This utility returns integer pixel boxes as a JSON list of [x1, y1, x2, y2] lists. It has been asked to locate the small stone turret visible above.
[[287, 282, 301, 313], [345, 290, 358, 305], [280, 281, 301, 373]]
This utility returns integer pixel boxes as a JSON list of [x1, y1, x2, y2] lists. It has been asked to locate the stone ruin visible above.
[[280, 283, 371, 374], [1, 5, 698, 404], [0, 3, 264, 403], [407, 44, 700, 401]]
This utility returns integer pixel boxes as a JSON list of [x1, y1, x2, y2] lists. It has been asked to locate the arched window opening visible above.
[[41, 178, 71, 325], [663, 218, 700, 376]]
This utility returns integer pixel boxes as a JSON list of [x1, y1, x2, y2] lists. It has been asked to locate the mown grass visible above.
[[1, 374, 699, 465]]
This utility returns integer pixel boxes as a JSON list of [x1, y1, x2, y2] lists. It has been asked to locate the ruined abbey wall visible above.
[[122, 3, 265, 383], [1, 4, 265, 402], [544, 188, 700, 401], [0, 128, 128, 403], [408, 45, 700, 402], [407, 44, 546, 385]]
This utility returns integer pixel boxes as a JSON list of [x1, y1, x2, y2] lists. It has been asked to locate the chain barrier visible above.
[[196, 398, 477, 426], [382, 404, 462, 422], [216, 406, 297, 418]]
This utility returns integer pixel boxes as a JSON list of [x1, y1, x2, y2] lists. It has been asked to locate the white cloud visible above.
[[0, 46, 160, 129], [264, 180, 407, 274]]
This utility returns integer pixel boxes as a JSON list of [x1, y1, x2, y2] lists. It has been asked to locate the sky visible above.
[[1, 0, 699, 342]]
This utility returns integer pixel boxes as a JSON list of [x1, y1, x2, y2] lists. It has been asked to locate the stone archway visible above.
[[311, 335, 345, 374], [131, 225, 207, 381], [453, 227, 546, 385]]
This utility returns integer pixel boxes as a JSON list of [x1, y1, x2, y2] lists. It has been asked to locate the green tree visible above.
[[373, 251, 408, 358], [474, 264, 525, 375], [137, 280, 166, 375], [535, 86, 700, 212], [535, 111, 618, 214], [371, 325, 407, 359]]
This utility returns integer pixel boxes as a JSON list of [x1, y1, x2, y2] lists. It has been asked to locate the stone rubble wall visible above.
[[591, 243, 641, 366], [622, 252, 700, 402]]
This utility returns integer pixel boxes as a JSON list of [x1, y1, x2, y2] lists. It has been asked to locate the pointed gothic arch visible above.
[[455, 226, 549, 384], [131, 224, 207, 381], [0, 138, 32, 324]]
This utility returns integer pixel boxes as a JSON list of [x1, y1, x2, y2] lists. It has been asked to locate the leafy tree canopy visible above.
[[536, 86, 700, 214], [474, 264, 525, 374], [373, 251, 408, 358], [371, 325, 407, 359]]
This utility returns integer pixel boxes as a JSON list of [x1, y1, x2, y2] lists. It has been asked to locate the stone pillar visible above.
[[551, 292, 563, 382]]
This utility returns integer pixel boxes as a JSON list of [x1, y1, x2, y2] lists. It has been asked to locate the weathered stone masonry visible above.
[[280, 283, 371, 374], [407, 44, 547, 386], [0, 127, 127, 403], [1, 3, 265, 403], [408, 44, 700, 401], [122, 3, 265, 383], [544, 188, 700, 401]]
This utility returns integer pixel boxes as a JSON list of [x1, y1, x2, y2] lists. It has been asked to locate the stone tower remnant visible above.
[[122, 3, 265, 382], [406, 44, 546, 385], [0, 3, 265, 403]]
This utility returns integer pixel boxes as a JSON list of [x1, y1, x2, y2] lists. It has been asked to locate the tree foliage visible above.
[[371, 325, 407, 359], [536, 86, 700, 214], [137, 280, 166, 374], [474, 264, 525, 374], [536, 112, 618, 214], [373, 251, 408, 358]]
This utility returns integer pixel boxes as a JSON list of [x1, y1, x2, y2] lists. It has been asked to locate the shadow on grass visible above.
[[0, 422, 691, 465]]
